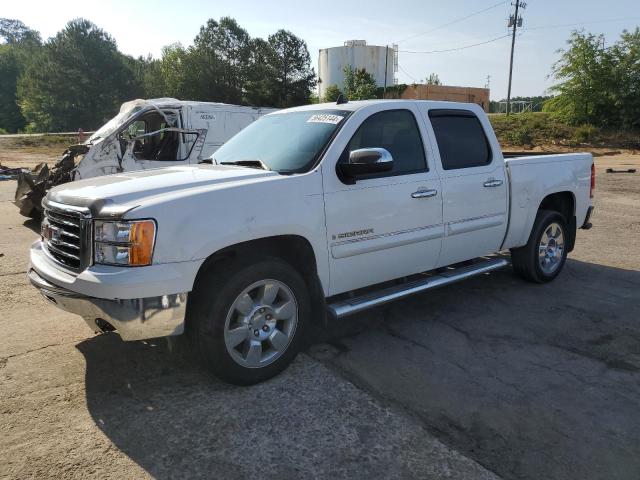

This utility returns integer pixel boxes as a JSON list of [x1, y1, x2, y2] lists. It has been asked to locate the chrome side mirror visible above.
[[339, 148, 394, 179]]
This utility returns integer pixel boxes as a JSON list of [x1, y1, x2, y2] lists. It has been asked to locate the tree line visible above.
[[0, 17, 316, 133], [544, 29, 640, 129], [489, 96, 552, 113], [2, 18, 639, 134]]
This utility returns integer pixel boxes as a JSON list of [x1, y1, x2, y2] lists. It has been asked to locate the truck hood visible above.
[[47, 165, 278, 217]]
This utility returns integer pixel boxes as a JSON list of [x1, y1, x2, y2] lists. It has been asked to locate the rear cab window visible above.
[[428, 109, 492, 170]]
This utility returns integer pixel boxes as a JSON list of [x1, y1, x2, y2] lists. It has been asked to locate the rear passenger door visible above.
[[422, 107, 508, 266]]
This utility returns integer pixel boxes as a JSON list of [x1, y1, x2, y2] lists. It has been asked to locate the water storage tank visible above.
[[318, 40, 396, 99]]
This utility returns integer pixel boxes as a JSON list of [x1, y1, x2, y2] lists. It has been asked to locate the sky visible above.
[[3, 0, 640, 100]]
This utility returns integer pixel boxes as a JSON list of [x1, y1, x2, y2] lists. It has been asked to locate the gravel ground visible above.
[[0, 151, 639, 479]]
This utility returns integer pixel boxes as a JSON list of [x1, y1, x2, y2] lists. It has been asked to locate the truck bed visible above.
[[502, 152, 593, 249]]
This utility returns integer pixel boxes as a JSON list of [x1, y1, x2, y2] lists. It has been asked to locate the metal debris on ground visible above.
[[606, 168, 636, 173], [13, 144, 89, 219], [0, 164, 30, 180]]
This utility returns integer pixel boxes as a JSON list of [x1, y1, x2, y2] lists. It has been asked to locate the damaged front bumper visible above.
[[28, 268, 187, 341]]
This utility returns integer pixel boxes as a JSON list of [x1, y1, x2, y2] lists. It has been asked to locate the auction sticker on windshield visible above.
[[307, 114, 344, 124]]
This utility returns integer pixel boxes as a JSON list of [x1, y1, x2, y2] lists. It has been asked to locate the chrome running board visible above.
[[328, 258, 508, 319]]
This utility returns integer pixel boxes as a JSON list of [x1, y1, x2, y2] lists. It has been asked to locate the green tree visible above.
[[0, 46, 25, 132], [139, 56, 166, 99], [425, 73, 441, 85], [17, 18, 139, 131], [0, 18, 41, 132], [185, 17, 252, 103], [545, 29, 640, 128], [120, 54, 150, 99], [0, 18, 41, 44], [609, 28, 640, 128], [152, 43, 189, 98], [343, 65, 377, 100], [544, 31, 616, 126], [244, 38, 277, 106], [266, 29, 315, 107], [323, 84, 342, 102]]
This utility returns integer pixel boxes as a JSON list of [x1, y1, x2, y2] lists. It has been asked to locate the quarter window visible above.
[[342, 109, 427, 176], [429, 110, 492, 170]]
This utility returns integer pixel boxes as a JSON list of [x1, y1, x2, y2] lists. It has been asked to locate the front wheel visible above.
[[188, 257, 310, 385], [511, 209, 569, 283]]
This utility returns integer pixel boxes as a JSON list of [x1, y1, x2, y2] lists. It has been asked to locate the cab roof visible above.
[[277, 99, 484, 114]]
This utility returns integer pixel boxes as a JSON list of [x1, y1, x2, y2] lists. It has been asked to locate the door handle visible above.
[[483, 179, 503, 188], [411, 189, 438, 199]]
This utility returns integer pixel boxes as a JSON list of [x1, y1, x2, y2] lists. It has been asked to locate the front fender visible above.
[[125, 170, 330, 294]]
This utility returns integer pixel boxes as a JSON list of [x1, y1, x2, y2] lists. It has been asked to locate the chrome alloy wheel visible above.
[[538, 222, 565, 274], [223, 279, 298, 368]]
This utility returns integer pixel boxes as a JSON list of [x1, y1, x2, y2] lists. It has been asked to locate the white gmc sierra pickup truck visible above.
[[28, 100, 595, 385]]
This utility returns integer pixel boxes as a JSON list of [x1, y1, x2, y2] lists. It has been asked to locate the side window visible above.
[[120, 111, 197, 162], [428, 110, 492, 170], [342, 109, 427, 176], [127, 120, 146, 138]]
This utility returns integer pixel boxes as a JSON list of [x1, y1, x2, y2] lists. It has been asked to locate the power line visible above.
[[398, 29, 510, 50], [395, 14, 636, 56], [395, 0, 509, 44], [399, 33, 511, 54], [523, 17, 640, 31], [397, 63, 418, 83]]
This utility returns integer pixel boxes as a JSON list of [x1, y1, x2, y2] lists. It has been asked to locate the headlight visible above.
[[94, 220, 156, 266]]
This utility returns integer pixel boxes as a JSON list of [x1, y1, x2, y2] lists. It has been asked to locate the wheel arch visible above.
[[539, 190, 575, 220], [537, 191, 577, 251], [189, 235, 327, 329]]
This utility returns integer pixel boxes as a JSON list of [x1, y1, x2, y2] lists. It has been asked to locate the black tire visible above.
[[510, 209, 569, 283], [188, 256, 310, 385]]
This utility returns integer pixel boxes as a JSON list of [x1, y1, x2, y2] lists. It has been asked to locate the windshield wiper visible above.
[[218, 160, 270, 171]]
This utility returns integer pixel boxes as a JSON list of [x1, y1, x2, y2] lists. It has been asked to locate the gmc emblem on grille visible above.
[[41, 222, 60, 242]]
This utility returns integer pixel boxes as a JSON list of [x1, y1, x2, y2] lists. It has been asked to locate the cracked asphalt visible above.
[[1, 152, 639, 479]]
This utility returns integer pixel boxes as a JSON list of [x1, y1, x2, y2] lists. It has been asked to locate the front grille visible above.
[[42, 203, 91, 271]]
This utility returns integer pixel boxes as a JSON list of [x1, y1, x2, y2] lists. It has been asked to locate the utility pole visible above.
[[485, 74, 491, 89], [506, 1, 526, 116], [383, 45, 389, 98]]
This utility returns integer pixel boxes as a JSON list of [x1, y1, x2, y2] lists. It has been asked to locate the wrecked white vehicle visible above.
[[14, 98, 276, 218]]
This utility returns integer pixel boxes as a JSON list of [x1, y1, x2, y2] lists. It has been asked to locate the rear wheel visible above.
[[511, 209, 568, 283], [189, 257, 310, 385]]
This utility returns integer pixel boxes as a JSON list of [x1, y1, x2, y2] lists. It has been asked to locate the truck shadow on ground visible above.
[[76, 258, 640, 480]]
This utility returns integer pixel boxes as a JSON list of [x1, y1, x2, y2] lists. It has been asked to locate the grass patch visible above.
[[489, 112, 640, 149], [3, 134, 74, 149], [0, 134, 75, 156]]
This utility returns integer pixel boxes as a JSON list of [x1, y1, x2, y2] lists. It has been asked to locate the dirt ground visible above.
[[0, 137, 66, 170], [0, 145, 639, 479]]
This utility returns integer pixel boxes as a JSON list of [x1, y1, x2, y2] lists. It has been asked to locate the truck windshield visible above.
[[212, 109, 349, 173]]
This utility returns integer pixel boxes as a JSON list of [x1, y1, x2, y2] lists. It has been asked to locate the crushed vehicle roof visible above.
[[120, 98, 273, 111]]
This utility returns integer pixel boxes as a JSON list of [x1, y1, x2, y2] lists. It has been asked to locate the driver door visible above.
[[322, 104, 443, 296], [119, 109, 198, 172]]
